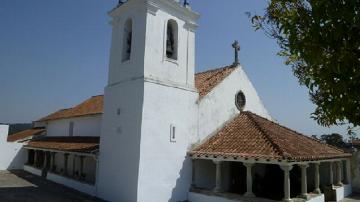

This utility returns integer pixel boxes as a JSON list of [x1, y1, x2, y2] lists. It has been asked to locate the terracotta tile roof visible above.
[[195, 65, 237, 99], [37, 66, 236, 122], [38, 95, 103, 122], [352, 141, 360, 145], [189, 111, 350, 161], [24, 136, 100, 153], [7, 128, 45, 142]]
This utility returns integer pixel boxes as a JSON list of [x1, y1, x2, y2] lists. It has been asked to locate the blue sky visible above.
[[0, 0, 348, 137]]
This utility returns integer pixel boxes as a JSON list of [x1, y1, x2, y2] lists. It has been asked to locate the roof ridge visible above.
[[195, 65, 236, 75], [245, 111, 345, 153], [243, 112, 286, 158]]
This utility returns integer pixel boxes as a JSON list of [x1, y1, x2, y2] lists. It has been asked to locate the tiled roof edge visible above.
[[195, 65, 237, 75], [246, 111, 347, 154]]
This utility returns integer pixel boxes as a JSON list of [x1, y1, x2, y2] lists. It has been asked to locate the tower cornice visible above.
[[109, 0, 200, 23]]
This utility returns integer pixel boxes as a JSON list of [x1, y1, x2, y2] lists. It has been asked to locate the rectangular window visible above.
[[170, 124, 176, 142], [69, 122, 74, 136]]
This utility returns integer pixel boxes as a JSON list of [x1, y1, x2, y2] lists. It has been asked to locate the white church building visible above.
[[0, 0, 354, 202]]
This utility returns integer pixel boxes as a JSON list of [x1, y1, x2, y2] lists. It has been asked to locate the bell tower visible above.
[[98, 0, 200, 201], [106, 0, 199, 88]]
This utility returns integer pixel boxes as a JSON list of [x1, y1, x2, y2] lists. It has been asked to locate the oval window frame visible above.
[[235, 91, 246, 111]]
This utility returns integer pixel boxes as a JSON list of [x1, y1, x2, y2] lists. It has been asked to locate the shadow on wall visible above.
[[0, 170, 104, 202], [7, 148, 27, 170], [169, 157, 192, 202]]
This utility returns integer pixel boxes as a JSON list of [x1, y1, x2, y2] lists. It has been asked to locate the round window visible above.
[[235, 91, 246, 111]]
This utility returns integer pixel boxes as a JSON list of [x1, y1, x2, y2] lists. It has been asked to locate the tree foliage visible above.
[[319, 133, 346, 148], [252, 0, 360, 130]]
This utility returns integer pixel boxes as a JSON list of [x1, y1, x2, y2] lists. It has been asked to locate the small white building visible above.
[[1, 0, 353, 202]]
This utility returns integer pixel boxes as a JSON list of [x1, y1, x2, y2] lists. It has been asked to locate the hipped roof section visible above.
[[189, 111, 350, 162]]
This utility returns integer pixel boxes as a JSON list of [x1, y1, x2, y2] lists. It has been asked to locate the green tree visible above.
[[252, 0, 360, 134], [320, 133, 345, 148]]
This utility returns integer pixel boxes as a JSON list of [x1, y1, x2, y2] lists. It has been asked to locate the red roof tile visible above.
[[24, 136, 100, 153], [189, 111, 350, 161], [37, 66, 236, 122], [195, 66, 237, 99], [7, 129, 45, 142], [38, 95, 103, 122]]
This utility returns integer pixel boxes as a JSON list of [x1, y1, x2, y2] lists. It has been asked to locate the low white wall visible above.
[[335, 184, 352, 202], [307, 194, 325, 202], [188, 192, 240, 202], [0, 125, 27, 170], [23, 165, 42, 176], [47, 172, 96, 196]]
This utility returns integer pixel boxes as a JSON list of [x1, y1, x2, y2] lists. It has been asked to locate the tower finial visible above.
[[183, 0, 190, 8], [232, 40, 240, 66], [118, 0, 125, 6]]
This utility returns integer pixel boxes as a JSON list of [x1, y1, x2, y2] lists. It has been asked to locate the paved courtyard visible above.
[[341, 195, 360, 202], [0, 170, 104, 202]]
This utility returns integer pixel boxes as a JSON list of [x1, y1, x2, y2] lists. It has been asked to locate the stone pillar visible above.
[[43, 152, 48, 170], [244, 163, 255, 197], [26, 150, 31, 165], [64, 153, 69, 176], [336, 161, 343, 186], [191, 159, 196, 188], [281, 165, 293, 202], [50, 152, 55, 172], [213, 160, 222, 192], [80, 156, 85, 180], [345, 159, 351, 184], [300, 164, 309, 199], [72, 155, 77, 177], [314, 163, 321, 194], [34, 150, 38, 167], [329, 162, 334, 187]]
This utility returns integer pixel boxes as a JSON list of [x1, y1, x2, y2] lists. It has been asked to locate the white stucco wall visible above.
[[97, 79, 144, 202], [143, 4, 197, 87], [0, 125, 27, 170], [334, 184, 352, 202], [198, 66, 271, 141], [136, 81, 198, 202], [98, 0, 199, 201], [47, 172, 96, 196], [307, 194, 325, 202], [45, 115, 102, 137]]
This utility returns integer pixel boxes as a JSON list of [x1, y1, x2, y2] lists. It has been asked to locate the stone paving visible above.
[[341, 194, 360, 202], [0, 170, 105, 202]]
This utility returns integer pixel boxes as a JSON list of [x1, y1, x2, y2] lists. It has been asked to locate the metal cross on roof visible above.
[[183, 0, 190, 7], [232, 40, 240, 66]]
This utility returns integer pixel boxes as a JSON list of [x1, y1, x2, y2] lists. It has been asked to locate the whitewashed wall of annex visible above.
[[45, 115, 102, 137], [0, 125, 27, 170]]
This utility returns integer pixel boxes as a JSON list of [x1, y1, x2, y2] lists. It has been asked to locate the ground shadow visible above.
[[0, 170, 106, 202]]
